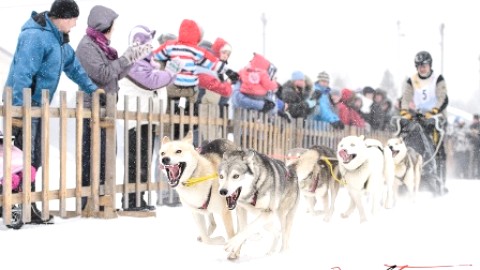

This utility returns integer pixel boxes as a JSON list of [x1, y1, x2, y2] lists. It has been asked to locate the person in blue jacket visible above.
[[309, 71, 344, 129], [4, 0, 98, 224]]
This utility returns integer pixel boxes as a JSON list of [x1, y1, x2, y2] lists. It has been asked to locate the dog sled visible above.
[[391, 112, 447, 196], [0, 133, 37, 229]]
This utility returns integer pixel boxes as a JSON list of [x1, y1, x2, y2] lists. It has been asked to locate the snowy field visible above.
[[1, 179, 478, 270]]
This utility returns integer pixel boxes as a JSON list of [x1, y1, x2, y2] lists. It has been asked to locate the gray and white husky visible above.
[[218, 149, 300, 260]]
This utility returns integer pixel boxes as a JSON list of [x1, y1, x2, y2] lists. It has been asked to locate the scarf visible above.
[[86, 27, 118, 60]]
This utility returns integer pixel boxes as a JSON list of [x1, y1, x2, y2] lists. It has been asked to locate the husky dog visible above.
[[386, 137, 423, 202], [218, 149, 300, 260], [159, 132, 239, 245], [336, 135, 394, 223], [287, 145, 340, 222]]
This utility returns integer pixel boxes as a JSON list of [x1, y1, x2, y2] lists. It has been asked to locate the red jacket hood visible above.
[[249, 53, 271, 70], [178, 19, 202, 46], [341, 88, 355, 101], [211, 37, 228, 58]]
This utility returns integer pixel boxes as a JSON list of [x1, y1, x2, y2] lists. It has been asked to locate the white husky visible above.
[[336, 135, 394, 222]]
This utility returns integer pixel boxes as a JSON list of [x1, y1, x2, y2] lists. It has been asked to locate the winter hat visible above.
[[362, 86, 375, 96], [198, 40, 213, 50], [49, 0, 79, 19], [158, 33, 177, 45], [129, 25, 156, 46], [317, 71, 330, 82], [291, 71, 305, 81], [87, 5, 118, 32]]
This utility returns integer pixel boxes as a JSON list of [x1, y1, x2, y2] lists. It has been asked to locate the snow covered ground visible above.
[[1, 179, 478, 270]]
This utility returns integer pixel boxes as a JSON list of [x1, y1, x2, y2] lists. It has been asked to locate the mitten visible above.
[[310, 90, 322, 100], [400, 109, 412, 120], [306, 99, 316, 109], [277, 110, 291, 123], [164, 57, 183, 74], [425, 107, 439, 119], [122, 43, 153, 65], [331, 120, 345, 130], [225, 69, 240, 84], [261, 99, 276, 113]]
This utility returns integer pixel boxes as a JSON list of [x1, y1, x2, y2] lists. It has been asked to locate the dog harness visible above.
[[198, 186, 212, 210]]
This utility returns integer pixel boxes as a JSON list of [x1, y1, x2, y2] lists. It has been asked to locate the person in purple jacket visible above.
[[118, 25, 182, 210]]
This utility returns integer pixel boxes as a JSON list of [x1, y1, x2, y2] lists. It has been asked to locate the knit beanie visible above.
[[291, 71, 305, 81], [317, 71, 330, 82], [158, 33, 177, 45], [49, 0, 79, 19], [129, 25, 156, 46]]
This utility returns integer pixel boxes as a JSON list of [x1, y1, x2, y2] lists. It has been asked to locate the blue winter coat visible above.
[[5, 11, 97, 106], [310, 84, 340, 123]]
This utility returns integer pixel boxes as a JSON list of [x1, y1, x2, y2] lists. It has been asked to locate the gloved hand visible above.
[[277, 110, 291, 123], [225, 69, 239, 84], [306, 99, 316, 108], [400, 109, 412, 120], [331, 120, 345, 130], [261, 99, 276, 113], [425, 107, 439, 119], [310, 90, 322, 100], [164, 57, 183, 75], [122, 43, 153, 65]]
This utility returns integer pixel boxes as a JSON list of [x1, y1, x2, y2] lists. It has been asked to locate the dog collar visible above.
[[183, 173, 218, 187]]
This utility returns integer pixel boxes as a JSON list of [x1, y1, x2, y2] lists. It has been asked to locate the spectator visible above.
[[449, 117, 471, 179], [231, 53, 280, 116], [309, 71, 344, 129], [468, 114, 480, 178], [196, 38, 237, 118], [4, 0, 99, 224], [118, 25, 181, 211], [281, 71, 314, 120], [336, 88, 367, 129], [369, 89, 391, 130], [76, 5, 152, 210]]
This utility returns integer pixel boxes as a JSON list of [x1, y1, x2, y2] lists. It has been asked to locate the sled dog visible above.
[[159, 132, 239, 244], [386, 137, 423, 202], [218, 149, 300, 260], [336, 135, 394, 222], [287, 145, 340, 222]]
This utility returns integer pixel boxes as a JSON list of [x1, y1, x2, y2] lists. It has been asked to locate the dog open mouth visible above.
[[163, 162, 186, 188], [226, 187, 242, 210], [391, 148, 400, 157], [338, 149, 356, 164]]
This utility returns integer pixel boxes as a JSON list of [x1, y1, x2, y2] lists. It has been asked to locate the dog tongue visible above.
[[168, 165, 180, 179], [338, 149, 349, 160]]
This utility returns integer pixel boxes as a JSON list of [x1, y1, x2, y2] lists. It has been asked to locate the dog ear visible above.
[[182, 131, 194, 144], [162, 136, 170, 144], [245, 149, 256, 162]]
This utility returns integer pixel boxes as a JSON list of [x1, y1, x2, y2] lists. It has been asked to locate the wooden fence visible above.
[[1, 87, 392, 226]]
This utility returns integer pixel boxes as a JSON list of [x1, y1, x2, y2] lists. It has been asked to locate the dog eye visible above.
[[160, 152, 165, 156], [233, 174, 239, 179], [176, 150, 182, 154], [219, 174, 223, 179]]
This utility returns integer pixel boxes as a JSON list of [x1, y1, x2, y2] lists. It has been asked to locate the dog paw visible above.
[[227, 251, 239, 260], [225, 236, 244, 254], [340, 213, 349, 219], [197, 236, 226, 245]]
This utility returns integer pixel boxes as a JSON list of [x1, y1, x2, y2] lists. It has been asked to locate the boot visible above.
[[28, 203, 54, 224], [123, 193, 156, 211]]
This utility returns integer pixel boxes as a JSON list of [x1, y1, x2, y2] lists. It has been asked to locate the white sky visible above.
[[1, 0, 480, 110], [1, 180, 479, 269]]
